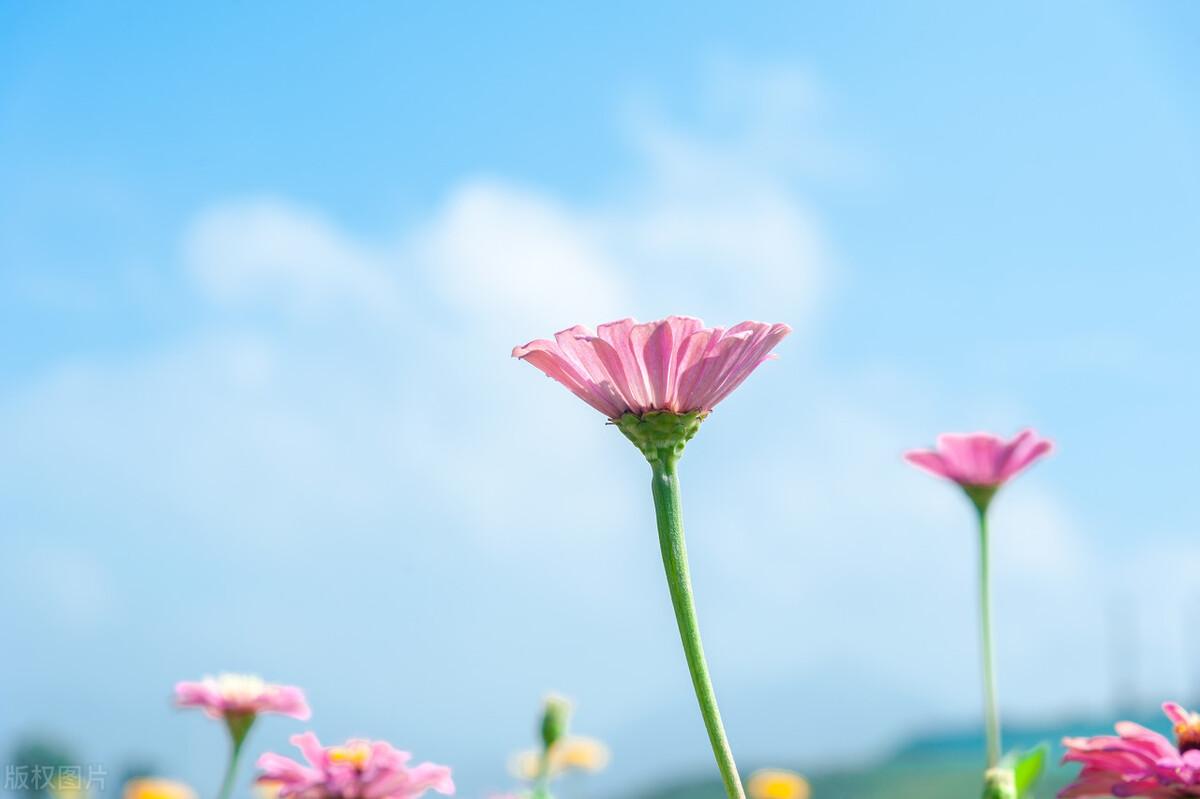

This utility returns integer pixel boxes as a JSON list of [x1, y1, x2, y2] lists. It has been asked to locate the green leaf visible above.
[[1014, 744, 1048, 797]]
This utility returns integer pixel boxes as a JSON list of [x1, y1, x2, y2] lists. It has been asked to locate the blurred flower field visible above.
[[8, 315, 1190, 799]]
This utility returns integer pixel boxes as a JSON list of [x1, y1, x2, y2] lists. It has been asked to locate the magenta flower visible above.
[[257, 732, 454, 799], [1060, 702, 1200, 798], [175, 673, 311, 721], [904, 429, 1053, 491], [512, 316, 791, 419]]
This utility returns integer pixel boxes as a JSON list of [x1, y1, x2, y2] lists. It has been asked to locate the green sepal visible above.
[[223, 711, 256, 748], [963, 483, 999, 515], [612, 410, 706, 467]]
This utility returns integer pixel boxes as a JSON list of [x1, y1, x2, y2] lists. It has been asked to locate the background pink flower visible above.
[[1060, 702, 1200, 797], [512, 316, 791, 418], [257, 732, 454, 799], [175, 674, 311, 720], [904, 429, 1053, 488]]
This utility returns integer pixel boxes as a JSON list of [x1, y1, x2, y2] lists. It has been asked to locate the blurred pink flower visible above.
[[175, 674, 311, 721], [1060, 702, 1200, 797], [904, 429, 1053, 488], [512, 316, 791, 418], [257, 733, 454, 799]]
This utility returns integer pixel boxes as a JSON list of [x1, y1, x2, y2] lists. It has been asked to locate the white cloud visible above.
[[180, 65, 834, 338], [185, 198, 403, 315], [419, 180, 630, 330]]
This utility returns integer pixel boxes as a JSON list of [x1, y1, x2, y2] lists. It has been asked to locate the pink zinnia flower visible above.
[[257, 733, 454, 799], [175, 674, 311, 721], [512, 316, 791, 419], [904, 429, 1053, 490], [1060, 702, 1200, 798]]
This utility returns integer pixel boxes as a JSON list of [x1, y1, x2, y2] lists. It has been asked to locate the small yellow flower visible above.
[[123, 779, 198, 799], [508, 749, 543, 782], [507, 736, 610, 780], [553, 736, 609, 772], [254, 781, 283, 799], [747, 769, 810, 799], [49, 775, 85, 799]]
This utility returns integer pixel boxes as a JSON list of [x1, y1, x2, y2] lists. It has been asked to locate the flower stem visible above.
[[977, 507, 1001, 768], [531, 748, 553, 799], [217, 713, 254, 799], [216, 738, 246, 799], [650, 457, 746, 799]]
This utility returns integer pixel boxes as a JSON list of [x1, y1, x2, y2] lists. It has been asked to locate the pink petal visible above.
[[906, 429, 1054, 489], [596, 318, 651, 413], [514, 317, 789, 417], [511, 339, 624, 418], [701, 323, 791, 409], [265, 686, 312, 720], [903, 450, 952, 480], [997, 429, 1055, 482], [290, 732, 328, 768], [1165, 701, 1191, 726]]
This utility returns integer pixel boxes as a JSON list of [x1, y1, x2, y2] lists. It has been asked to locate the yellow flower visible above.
[[254, 781, 283, 799], [553, 736, 609, 772], [49, 775, 85, 799], [747, 769, 810, 799], [123, 779, 198, 799], [507, 736, 610, 780]]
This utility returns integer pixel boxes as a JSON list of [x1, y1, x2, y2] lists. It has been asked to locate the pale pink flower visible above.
[[904, 429, 1053, 488], [257, 733, 454, 799], [512, 316, 791, 418], [1060, 702, 1200, 797], [175, 674, 311, 721]]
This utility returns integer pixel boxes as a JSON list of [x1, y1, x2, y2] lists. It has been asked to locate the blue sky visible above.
[[4, 2, 1200, 796]]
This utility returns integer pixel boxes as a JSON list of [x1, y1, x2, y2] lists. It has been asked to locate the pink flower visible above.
[[512, 316, 791, 419], [904, 429, 1053, 489], [257, 733, 454, 799], [1060, 702, 1200, 797], [175, 674, 311, 721]]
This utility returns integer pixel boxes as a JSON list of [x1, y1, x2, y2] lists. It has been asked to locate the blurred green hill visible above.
[[635, 708, 1169, 799]]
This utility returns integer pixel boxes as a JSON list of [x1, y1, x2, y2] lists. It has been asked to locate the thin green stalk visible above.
[[216, 737, 246, 799], [650, 457, 746, 799], [531, 747, 553, 799], [217, 713, 254, 799], [977, 507, 1001, 768]]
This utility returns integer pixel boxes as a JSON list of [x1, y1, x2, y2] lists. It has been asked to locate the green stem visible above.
[[531, 748, 553, 799], [977, 508, 1001, 768], [217, 714, 254, 799], [216, 739, 245, 799], [650, 458, 746, 799]]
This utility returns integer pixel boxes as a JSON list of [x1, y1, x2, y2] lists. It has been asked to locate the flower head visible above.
[[175, 674, 311, 721], [512, 316, 791, 419], [257, 732, 454, 799], [905, 429, 1052, 510], [1060, 702, 1200, 797], [123, 780, 198, 799], [747, 769, 810, 799], [508, 736, 610, 781]]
